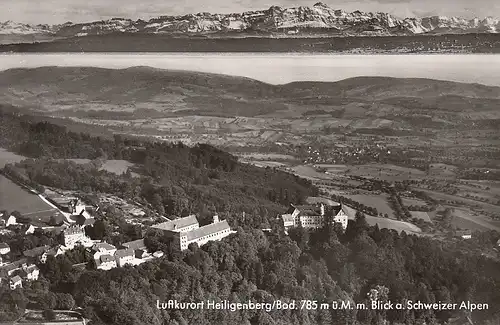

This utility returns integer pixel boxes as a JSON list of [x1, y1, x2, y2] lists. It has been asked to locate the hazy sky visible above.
[[3, 0, 498, 24]]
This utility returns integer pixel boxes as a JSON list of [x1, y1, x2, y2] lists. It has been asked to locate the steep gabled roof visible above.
[[115, 248, 134, 259], [0, 242, 10, 249], [92, 242, 116, 252], [10, 275, 22, 283], [25, 265, 39, 274]]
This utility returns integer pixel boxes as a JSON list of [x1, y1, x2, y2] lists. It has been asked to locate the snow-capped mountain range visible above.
[[1, 2, 499, 37]]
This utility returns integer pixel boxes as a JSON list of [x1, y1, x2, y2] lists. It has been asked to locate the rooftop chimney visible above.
[[213, 215, 219, 223]]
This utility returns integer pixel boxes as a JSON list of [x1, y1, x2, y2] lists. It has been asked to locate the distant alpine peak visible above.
[[0, 3, 499, 37]]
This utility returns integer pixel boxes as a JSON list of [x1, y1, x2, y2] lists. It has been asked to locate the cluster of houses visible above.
[[0, 198, 97, 290], [1, 193, 238, 289], [91, 239, 164, 270], [0, 243, 40, 290], [281, 202, 349, 232]]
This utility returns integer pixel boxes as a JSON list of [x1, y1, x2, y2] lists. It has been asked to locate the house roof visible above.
[[25, 265, 39, 274], [45, 246, 63, 256], [184, 220, 231, 241], [115, 248, 134, 259], [10, 275, 22, 283], [98, 254, 115, 263], [1, 258, 28, 275], [23, 245, 50, 258], [122, 239, 145, 250], [0, 242, 9, 249], [93, 242, 116, 251], [1, 263, 19, 275], [285, 205, 299, 215], [135, 249, 148, 258], [152, 215, 198, 232], [71, 214, 96, 226], [294, 205, 323, 216]]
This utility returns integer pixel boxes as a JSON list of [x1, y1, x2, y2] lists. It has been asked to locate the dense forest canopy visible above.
[[2, 216, 500, 324]]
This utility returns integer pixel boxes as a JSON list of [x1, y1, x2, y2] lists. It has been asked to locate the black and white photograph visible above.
[[0, 1, 499, 325]]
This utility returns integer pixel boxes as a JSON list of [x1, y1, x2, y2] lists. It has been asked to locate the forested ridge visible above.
[[2, 108, 500, 325], [0, 108, 317, 219]]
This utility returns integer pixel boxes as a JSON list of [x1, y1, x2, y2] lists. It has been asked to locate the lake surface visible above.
[[1, 53, 500, 86]]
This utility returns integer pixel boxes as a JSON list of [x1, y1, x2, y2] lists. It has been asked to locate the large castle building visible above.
[[281, 203, 349, 231]]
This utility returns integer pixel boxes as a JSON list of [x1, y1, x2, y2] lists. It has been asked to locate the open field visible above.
[[402, 197, 428, 207], [448, 207, 500, 232], [291, 165, 335, 181], [428, 163, 458, 178], [345, 164, 427, 182], [409, 211, 432, 222], [67, 159, 136, 176], [240, 160, 288, 168], [343, 205, 421, 234], [347, 193, 394, 218], [419, 188, 499, 214]]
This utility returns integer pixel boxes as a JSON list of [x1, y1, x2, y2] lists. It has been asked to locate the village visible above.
[[0, 186, 361, 293]]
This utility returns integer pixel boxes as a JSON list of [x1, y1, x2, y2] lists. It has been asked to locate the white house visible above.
[[95, 254, 117, 270], [9, 275, 22, 290], [0, 243, 10, 255], [1, 214, 17, 228], [92, 242, 117, 260], [458, 231, 472, 240], [25, 225, 36, 235], [114, 248, 135, 267], [24, 265, 40, 281]]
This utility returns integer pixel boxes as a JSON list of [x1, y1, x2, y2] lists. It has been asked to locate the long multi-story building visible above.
[[281, 203, 349, 231], [152, 215, 234, 251]]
